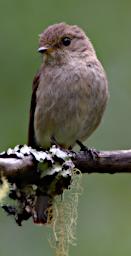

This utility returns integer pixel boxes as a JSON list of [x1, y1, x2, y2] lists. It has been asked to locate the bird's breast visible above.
[[34, 60, 108, 148]]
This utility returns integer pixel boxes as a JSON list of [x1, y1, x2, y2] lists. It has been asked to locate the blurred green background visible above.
[[0, 0, 131, 255]]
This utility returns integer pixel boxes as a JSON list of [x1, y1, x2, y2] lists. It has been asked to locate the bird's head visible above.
[[38, 23, 96, 65]]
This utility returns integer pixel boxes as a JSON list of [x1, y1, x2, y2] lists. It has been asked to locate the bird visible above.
[[28, 22, 109, 224]]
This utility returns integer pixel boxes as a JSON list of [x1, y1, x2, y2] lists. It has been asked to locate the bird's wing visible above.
[[28, 71, 40, 147]]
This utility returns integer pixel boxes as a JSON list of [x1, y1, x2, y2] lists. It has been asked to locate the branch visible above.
[[0, 145, 131, 225], [0, 147, 131, 178], [74, 149, 131, 174]]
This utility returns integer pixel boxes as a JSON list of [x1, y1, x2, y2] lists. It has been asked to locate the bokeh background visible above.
[[0, 0, 131, 255]]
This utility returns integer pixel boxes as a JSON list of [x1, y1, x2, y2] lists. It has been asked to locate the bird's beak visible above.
[[38, 46, 53, 54]]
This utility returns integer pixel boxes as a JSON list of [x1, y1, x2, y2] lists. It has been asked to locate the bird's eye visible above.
[[62, 37, 71, 46]]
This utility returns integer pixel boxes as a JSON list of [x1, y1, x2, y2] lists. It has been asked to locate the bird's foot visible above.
[[50, 135, 59, 146], [76, 140, 99, 160]]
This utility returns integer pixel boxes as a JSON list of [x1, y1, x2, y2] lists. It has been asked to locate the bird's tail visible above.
[[33, 194, 53, 224]]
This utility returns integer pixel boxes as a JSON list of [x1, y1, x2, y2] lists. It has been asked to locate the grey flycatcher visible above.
[[28, 22, 109, 224]]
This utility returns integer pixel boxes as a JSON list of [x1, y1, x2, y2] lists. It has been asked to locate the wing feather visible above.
[[28, 72, 40, 147]]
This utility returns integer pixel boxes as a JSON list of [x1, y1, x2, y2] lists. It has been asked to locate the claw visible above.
[[76, 140, 99, 160]]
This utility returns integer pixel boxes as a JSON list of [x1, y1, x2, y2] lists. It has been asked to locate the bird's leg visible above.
[[76, 140, 99, 160], [51, 136, 73, 151], [50, 135, 59, 147], [68, 145, 72, 150], [76, 140, 88, 151]]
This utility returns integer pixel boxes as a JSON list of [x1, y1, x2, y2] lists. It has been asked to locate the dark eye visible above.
[[62, 37, 71, 46]]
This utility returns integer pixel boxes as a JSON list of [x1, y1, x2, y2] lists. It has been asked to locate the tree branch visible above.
[[0, 145, 131, 225], [74, 149, 131, 174], [0, 147, 131, 178]]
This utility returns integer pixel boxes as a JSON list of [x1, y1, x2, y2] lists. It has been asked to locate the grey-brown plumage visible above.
[[28, 22, 109, 223]]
